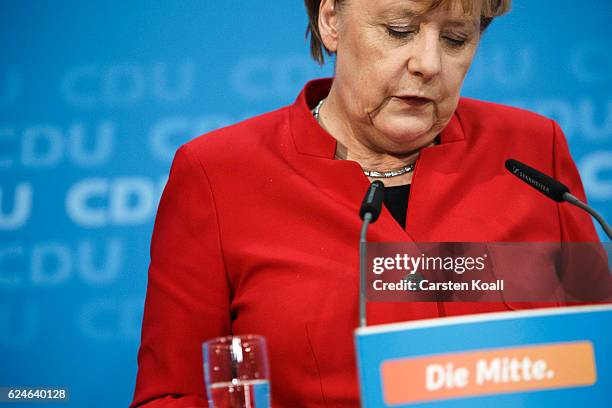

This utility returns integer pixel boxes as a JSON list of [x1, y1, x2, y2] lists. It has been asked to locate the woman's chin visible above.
[[375, 119, 435, 150]]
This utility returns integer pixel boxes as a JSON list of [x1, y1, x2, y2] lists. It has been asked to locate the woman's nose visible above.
[[407, 31, 442, 80]]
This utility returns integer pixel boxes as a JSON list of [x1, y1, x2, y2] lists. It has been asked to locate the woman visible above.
[[131, 0, 598, 406]]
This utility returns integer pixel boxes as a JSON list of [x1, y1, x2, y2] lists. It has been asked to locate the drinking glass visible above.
[[203, 334, 270, 408]]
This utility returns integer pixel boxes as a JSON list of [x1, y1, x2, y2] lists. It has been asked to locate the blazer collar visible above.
[[289, 77, 466, 159]]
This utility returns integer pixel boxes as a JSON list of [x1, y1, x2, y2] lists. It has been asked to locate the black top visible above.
[[383, 184, 411, 229]]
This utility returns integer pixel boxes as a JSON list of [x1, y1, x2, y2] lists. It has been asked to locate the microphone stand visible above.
[[358, 180, 385, 328], [359, 212, 373, 328], [564, 193, 612, 240]]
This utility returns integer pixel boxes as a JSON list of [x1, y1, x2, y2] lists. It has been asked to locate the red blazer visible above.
[[131, 78, 598, 407]]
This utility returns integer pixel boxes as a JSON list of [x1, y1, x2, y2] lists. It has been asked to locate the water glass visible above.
[[202, 334, 270, 408]]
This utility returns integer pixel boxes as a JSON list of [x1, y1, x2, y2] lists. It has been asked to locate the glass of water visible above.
[[202, 334, 271, 408]]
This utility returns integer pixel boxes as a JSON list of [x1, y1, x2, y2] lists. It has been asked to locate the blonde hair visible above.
[[304, 0, 512, 65]]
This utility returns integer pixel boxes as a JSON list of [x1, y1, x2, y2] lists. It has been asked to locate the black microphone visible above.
[[505, 158, 612, 240], [360, 180, 385, 222], [358, 181, 385, 328], [505, 159, 569, 202]]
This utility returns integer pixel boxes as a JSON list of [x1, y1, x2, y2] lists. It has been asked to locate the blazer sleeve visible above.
[[130, 144, 231, 407], [551, 120, 599, 242], [551, 121, 612, 302]]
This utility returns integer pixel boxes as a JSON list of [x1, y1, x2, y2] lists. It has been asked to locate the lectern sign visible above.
[[355, 306, 612, 407], [381, 341, 596, 405]]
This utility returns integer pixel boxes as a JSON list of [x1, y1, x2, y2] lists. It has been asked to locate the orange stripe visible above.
[[381, 341, 596, 405]]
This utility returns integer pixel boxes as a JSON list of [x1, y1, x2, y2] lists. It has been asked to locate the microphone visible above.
[[505, 159, 612, 240], [359, 181, 385, 328], [360, 180, 385, 222], [505, 159, 569, 202]]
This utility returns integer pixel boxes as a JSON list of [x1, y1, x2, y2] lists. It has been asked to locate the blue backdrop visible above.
[[1, 1, 610, 407]]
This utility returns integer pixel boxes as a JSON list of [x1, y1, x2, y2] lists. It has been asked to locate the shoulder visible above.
[[453, 98, 570, 176], [180, 105, 292, 164], [456, 97, 555, 137]]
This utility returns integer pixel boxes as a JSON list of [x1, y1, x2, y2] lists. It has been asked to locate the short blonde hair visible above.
[[304, 0, 512, 65]]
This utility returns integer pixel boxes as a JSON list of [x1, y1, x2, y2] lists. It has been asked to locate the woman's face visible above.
[[329, 0, 481, 153]]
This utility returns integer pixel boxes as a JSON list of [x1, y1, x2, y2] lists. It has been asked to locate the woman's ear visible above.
[[318, 0, 340, 53]]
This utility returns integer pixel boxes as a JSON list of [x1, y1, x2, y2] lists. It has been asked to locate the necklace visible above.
[[312, 98, 416, 179]]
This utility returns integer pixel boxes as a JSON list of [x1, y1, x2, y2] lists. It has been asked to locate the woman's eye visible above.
[[386, 27, 416, 39], [444, 36, 468, 47]]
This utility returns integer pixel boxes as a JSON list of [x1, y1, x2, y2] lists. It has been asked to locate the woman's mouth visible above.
[[396, 96, 432, 108]]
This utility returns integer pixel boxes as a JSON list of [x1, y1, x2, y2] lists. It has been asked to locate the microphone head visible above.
[[505, 159, 570, 202], [360, 180, 385, 222]]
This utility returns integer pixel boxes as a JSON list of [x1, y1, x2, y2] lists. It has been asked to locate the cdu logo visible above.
[[60, 62, 196, 108], [65, 176, 166, 228]]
